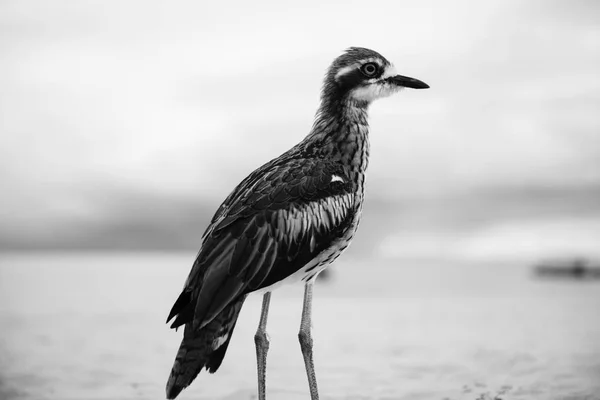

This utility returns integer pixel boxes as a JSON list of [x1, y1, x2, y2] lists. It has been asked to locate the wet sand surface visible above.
[[1, 253, 599, 400]]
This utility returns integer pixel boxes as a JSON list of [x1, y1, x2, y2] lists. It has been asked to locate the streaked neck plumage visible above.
[[302, 98, 370, 189]]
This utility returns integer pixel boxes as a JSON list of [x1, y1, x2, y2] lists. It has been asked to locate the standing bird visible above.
[[165, 47, 429, 400]]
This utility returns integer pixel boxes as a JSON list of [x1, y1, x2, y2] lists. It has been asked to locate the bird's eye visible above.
[[360, 62, 379, 77]]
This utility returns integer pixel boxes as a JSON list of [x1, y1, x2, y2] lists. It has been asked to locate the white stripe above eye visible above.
[[334, 57, 383, 80], [334, 63, 361, 80], [331, 175, 344, 183]]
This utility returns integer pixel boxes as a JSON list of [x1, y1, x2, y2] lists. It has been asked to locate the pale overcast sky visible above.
[[1, 0, 599, 258]]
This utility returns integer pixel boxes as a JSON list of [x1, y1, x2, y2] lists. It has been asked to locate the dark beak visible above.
[[390, 74, 429, 89]]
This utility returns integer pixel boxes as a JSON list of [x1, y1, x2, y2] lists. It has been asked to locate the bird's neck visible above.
[[303, 99, 371, 181]]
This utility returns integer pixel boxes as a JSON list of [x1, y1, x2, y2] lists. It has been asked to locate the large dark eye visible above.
[[360, 62, 379, 77]]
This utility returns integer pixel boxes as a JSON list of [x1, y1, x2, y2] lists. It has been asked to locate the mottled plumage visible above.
[[166, 47, 428, 400]]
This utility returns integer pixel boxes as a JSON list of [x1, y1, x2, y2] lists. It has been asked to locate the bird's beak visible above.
[[390, 75, 429, 89]]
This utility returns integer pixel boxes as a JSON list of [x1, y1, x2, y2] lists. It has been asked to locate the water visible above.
[[0, 252, 599, 400]]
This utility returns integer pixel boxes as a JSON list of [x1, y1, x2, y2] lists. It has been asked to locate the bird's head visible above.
[[322, 47, 429, 107]]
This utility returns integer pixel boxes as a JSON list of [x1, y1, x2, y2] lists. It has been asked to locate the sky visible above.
[[0, 0, 599, 261]]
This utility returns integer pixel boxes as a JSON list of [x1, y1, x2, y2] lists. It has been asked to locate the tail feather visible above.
[[166, 297, 245, 399]]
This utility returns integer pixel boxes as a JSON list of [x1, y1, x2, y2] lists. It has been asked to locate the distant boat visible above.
[[534, 257, 600, 280]]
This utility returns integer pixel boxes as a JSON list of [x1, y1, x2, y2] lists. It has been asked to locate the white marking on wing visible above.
[[331, 174, 344, 183]]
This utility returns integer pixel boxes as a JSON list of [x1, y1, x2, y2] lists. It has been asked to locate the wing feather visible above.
[[167, 157, 357, 330]]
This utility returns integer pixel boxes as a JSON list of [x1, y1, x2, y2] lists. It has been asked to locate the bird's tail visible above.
[[166, 296, 246, 399]]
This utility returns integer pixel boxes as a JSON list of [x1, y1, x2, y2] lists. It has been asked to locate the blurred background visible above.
[[1, 0, 599, 399]]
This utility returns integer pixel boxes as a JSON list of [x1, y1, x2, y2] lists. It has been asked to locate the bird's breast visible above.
[[302, 187, 366, 279], [255, 187, 365, 294]]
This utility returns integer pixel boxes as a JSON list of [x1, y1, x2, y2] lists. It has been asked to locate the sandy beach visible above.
[[1, 252, 599, 400]]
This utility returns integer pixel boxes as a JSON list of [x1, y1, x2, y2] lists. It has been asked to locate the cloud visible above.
[[379, 215, 600, 262], [1, 0, 599, 250]]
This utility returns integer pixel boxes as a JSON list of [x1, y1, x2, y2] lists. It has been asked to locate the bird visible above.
[[165, 47, 429, 400]]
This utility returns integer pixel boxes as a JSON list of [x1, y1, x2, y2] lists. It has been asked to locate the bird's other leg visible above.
[[299, 280, 319, 400], [254, 292, 271, 400]]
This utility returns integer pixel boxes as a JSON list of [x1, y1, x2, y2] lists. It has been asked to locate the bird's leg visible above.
[[254, 292, 271, 400], [299, 280, 319, 400]]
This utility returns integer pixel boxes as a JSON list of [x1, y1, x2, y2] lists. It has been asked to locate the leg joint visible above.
[[254, 330, 270, 348], [298, 329, 313, 350]]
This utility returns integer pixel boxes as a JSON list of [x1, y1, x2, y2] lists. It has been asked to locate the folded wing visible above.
[[167, 156, 356, 330]]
